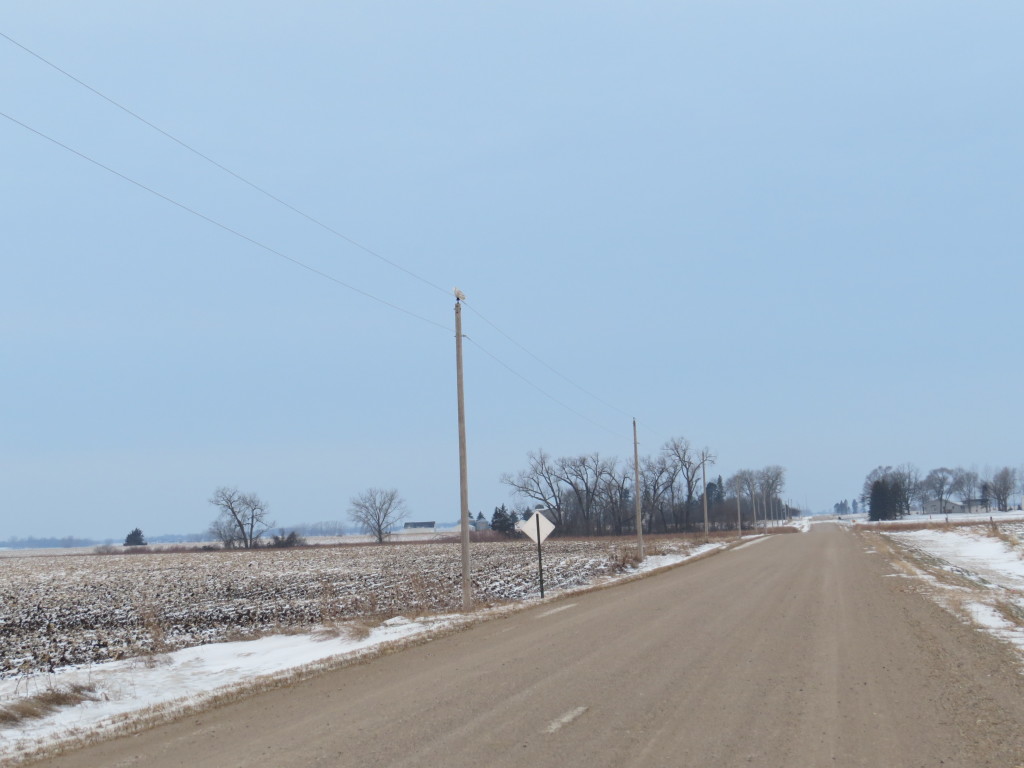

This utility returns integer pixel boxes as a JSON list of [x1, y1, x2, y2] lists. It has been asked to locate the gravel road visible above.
[[29, 524, 1024, 767]]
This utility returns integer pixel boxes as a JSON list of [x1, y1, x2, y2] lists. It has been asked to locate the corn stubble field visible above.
[[0, 538, 676, 679]]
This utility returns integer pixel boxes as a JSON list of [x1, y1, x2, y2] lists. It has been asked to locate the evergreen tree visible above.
[[123, 528, 146, 546], [491, 504, 517, 536], [868, 479, 899, 521]]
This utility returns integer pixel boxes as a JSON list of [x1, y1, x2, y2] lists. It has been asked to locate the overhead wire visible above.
[[0, 110, 451, 333], [2, 31, 655, 443], [2, 108, 637, 443], [462, 301, 635, 420], [0, 30, 453, 299], [464, 336, 623, 439]]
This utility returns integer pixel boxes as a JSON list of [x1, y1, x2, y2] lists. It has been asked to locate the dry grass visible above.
[[611, 546, 643, 569], [312, 618, 377, 643], [0, 683, 97, 726], [988, 525, 1023, 554], [855, 518, 1007, 533], [993, 599, 1024, 630]]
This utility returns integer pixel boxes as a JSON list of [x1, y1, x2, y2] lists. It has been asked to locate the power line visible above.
[[464, 336, 623, 440], [7, 107, 671, 449], [2, 31, 670, 445], [463, 300, 635, 420], [2, 29, 652, 437], [0, 109, 452, 334], [0, 30, 453, 299]]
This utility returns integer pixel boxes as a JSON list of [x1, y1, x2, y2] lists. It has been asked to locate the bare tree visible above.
[[595, 466, 633, 536], [638, 454, 677, 533], [733, 469, 761, 530], [208, 487, 274, 549], [923, 468, 957, 514], [500, 449, 566, 529], [989, 467, 1017, 512], [951, 468, 980, 513], [349, 487, 408, 543], [758, 465, 786, 525], [556, 454, 613, 536], [663, 438, 700, 530]]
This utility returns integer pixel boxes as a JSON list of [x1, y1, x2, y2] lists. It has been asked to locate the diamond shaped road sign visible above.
[[517, 510, 555, 544]]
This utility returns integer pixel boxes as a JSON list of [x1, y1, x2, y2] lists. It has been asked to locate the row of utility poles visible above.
[[453, 291, 783, 610]]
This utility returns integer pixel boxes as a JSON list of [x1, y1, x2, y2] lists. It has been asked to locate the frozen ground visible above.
[[875, 521, 1024, 659], [0, 541, 724, 764]]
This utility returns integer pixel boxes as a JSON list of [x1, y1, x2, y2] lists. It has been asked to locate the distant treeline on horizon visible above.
[[1, 521, 364, 550]]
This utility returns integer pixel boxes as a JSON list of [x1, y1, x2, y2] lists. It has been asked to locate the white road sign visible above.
[[517, 510, 555, 544]]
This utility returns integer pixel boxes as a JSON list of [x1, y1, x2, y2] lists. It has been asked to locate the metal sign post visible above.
[[517, 509, 555, 598]]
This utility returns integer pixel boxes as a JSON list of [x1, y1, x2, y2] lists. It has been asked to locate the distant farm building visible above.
[[922, 499, 962, 515], [404, 521, 435, 530]]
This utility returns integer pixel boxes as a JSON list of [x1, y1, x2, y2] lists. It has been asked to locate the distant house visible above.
[[923, 499, 962, 515], [404, 521, 435, 530]]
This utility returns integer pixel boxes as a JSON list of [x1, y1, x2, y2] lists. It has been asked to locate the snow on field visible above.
[[0, 539, 646, 678], [0, 539, 724, 763], [855, 510, 1024, 528], [880, 522, 1024, 657], [0, 615, 461, 763], [887, 525, 1024, 591]]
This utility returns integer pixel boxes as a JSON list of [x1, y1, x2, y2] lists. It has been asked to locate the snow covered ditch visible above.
[[0, 537, 724, 763], [881, 523, 1024, 655]]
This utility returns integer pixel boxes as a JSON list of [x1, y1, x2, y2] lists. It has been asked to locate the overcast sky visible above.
[[3, 2, 1022, 540]]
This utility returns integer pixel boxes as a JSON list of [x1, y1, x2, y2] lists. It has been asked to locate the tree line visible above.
[[499, 438, 792, 537], [860, 464, 1021, 521]]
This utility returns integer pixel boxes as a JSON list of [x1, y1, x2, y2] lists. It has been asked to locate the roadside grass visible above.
[[855, 517, 1015, 533], [863, 528, 1024, 672], [988, 526, 1023, 556], [0, 683, 97, 726], [994, 599, 1024, 631]]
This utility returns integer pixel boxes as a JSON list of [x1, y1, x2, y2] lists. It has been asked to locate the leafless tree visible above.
[[951, 468, 980, 512], [732, 469, 761, 530], [923, 468, 957, 514], [556, 454, 613, 536], [758, 465, 786, 525], [208, 487, 274, 549], [989, 466, 1017, 512], [663, 438, 700, 530], [348, 487, 408, 543], [595, 467, 633, 536], [724, 473, 746, 531], [637, 454, 677, 533], [500, 449, 566, 528]]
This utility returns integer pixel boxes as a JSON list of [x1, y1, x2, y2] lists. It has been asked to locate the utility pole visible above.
[[736, 489, 742, 539], [701, 455, 709, 544], [454, 290, 471, 610], [633, 418, 644, 560], [700, 448, 715, 544]]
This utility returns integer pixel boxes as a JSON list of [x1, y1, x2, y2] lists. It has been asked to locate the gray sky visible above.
[[3, 1, 1022, 540]]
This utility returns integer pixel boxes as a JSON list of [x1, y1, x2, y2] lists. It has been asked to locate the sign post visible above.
[[516, 509, 555, 598]]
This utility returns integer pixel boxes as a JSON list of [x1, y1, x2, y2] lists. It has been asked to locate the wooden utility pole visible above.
[[633, 418, 644, 560], [736, 491, 742, 539], [454, 291, 471, 610], [701, 455, 709, 544]]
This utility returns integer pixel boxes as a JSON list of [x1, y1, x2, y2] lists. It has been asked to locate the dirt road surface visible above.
[[29, 525, 1024, 767]]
